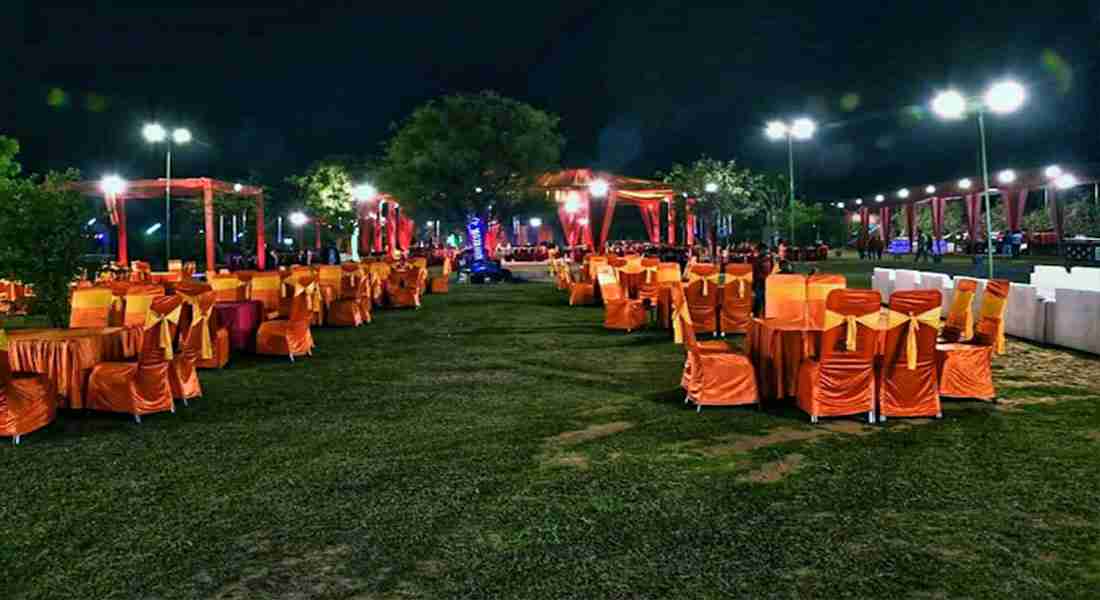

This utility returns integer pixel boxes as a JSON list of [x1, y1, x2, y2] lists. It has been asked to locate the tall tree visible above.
[[377, 92, 564, 225], [287, 158, 372, 248], [0, 135, 20, 180], [661, 157, 759, 251], [0, 169, 94, 326]]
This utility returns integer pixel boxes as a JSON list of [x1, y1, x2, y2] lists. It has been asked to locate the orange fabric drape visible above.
[[805, 274, 847, 329], [671, 283, 758, 407], [765, 274, 808, 321], [880, 290, 942, 418], [720, 264, 754, 335], [596, 267, 646, 331], [0, 335, 57, 442]]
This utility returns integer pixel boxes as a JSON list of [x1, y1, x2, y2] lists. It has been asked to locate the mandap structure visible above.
[[74, 178, 266, 273], [842, 165, 1098, 258], [355, 194, 415, 256], [534, 169, 698, 248]]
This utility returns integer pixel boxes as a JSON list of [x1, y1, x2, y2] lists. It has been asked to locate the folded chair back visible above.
[[210, 274, 246, 302], [688, 263, 717, 277], [806, 274, 847, 328], [883, 290, 942, 370], [721, 264, 754, 334], [943, 278, 979, 341], [765, 273, 808, 321], [70, 288, 115, 328], [318, 265, 343, 295], [974, 279, 1010, 353], [139, 296, 184, 365], [250, 274, 282, 316], [656, 262, 681, 284], [123, 286, 167, 328], [669, 282, 700, 349], [167, 259, 183, 272], [411, 257, 428, 270], [288, 276, 319, 323], [596, 267, 624, 302], [182, 290, 218, 361], [820, 289, 881, 361], [586, 255, 608, 281]]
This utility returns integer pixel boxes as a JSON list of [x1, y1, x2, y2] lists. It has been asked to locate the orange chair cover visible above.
[[654, 262, 682, 328], [70, 287, 114, 328], [256, 277, 316, 359], [880, 290, 942, 418], [597, 267, 646, 332], [936, 280, 1007, 400], [328, 275, 366, 327], [565, 264, 596, 306], [387, 268, 424, 309], [250, 274, 283, 320], [0, 332, 57, 441], [942, 278, 978, 342], [806, 274, 847, 329], [795, 289, 880, 420], [670, 283, 758, 407], [210, 275, 247, 303], [974, 280, 1010, 354], [765, 274, 808, 321], [86, 296, 182, 417], [720, 264, 754, 335], [169, 291, 215, 400], [684, 273, 720, 335]]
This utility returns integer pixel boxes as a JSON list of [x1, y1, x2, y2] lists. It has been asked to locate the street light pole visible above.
[[787, 132, 796, 246], [976, 109, 994, 279], [165, 148, 171, 265]]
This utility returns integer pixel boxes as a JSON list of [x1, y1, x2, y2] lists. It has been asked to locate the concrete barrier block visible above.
[[1048, 289, 1100, 354], [1005, 283, 1047, 344], [873, 268, 895, 301], [894, 269, 921, 292]]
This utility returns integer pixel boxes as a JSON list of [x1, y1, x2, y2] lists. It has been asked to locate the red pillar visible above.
[[203, 182, 216, 274], [930, 196, 946, 242], [905, 203, 916, 248], [386, 202, 397, 254], [599, 190, 617, 250], [314, 221, 322, 250], [667, 196, 676, 245], [256, 192, 266, 270], [115, 194, 129, 266], [685, 199, 696, 246]]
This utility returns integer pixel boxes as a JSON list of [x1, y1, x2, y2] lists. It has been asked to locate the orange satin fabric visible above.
[[328, 276, 367, 327], [387, 268, 424, 308], [430, 276, 450, 294], [210, 275, 247, 303], [685, 277, 719, 335], [6, 327, 135, 408], [766, 274, 808, 321], [169, 291, 215, 400], [720, 264, 754, 335], [250, 274, 283, 320], [942, 278, 978, 342], [936, 343, 995, 400], [597, 268, 646, 331], [86, 296, 182, 417], [256, 277, 316, 359], [974, 279, 1010, 354], [70, 288, 114, 328], [805, 274, 847, 329], [564, 265, 596, 306], [880, 290, 942, 418], [795, 289, 881, 419], [0, 341, 57, 440], [654, 262, 682, 328], [671, 283, 758, 407]]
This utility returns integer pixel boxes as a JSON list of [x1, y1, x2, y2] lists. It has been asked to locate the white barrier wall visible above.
[[919, 273, 951, 312], [872, 268, 894, 301], [1005, 283, 1049, 343], [894, 269, 921, 292], [1031, 265, 1100, 294], [1047, 288, 1100, 355]]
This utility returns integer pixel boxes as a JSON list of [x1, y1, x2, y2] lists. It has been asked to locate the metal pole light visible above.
[[766, 117, 816, 251], [142, 123, 191, 268]]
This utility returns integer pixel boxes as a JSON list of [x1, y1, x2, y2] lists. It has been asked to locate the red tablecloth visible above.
[[214, 300, 263, 352], [7, 327, 137, 408]]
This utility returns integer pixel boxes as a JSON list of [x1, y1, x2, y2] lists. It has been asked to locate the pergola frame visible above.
[[75, 178, 266, 273]]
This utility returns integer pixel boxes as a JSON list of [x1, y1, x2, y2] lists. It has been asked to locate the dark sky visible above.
[[6, 1, 1100, 201]]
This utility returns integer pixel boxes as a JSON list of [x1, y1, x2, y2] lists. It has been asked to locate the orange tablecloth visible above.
[[6, 328, 140, 408]]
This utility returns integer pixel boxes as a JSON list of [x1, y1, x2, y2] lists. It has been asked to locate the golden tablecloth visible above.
[[7, 327, 140, 408]]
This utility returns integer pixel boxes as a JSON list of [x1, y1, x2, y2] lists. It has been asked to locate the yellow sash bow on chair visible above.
[[884, 307, 942, 370], [672, 298, 695, 345], [823, 309, 884, 353], [979, 294, 1007, 354], [725, 273, 753, 298], [643, 264, 659, 283], [0, 329, 9, 352], [180, 294, 215, 360], [949, 289, 975, 341], [143, 304, 182, 360], [686, 272, 721, 296]]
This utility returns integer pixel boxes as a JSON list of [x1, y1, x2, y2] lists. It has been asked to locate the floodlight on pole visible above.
[[233, 183, 243, 193], [790, 117, 816, 141], [172, 128, 192, 144], [1044, 165, 1063, 180], [289, 212, 308, 227], [765, 117, 816, 248], [930, 90, 967, 120], [897, 188, 910, 199], [142, 122, 195, 268], [588, 178, 609, 198], [99, 174, 127, 196], [353, 182, 377, 201], [855, 198, 863, 205], [925, 185, 936, 194], [529, 217, 542, 228], [984, 80, 1026, 115], [764, 121, 788, 140], [142, 123, 166, 143], [958, 178, 973, 190], [704, 182, 719, 193], [1055, 173, 1079, 190], [874, 194, 884, 203], [997, 169, 1017, 185]]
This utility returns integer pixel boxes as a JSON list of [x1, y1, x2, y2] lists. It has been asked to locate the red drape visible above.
[[485, 221, 500, 253], [645, 202, 661, 243], [398, 215, 414, 250], [386, 203, 397, 255], [1003, 189, 1028, 232], [878, 207, 892, 241], [964, 194, 982, 243], [667, 197, 676, 245], [686, 199, 696, 246], [639, 202, 654, 242], [1048, 189, 1065, 242], [930, 196, 946, 241], [905, 203, 916, 246], [859, 206, 870, 242], [599, 191, 617, 249]]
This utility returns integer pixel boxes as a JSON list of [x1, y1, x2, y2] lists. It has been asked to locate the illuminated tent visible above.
[[74, 178, 266, 273]]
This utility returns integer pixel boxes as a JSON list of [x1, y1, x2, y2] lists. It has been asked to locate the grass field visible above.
[[3, 261, 1100, 599]]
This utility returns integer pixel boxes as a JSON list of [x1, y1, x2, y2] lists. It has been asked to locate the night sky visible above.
[[6, 1, 1100, 202]]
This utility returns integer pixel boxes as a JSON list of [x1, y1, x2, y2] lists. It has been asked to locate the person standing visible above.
[[751, 242, 774, 317]]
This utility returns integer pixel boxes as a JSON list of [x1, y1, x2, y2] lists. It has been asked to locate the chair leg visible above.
[[696, 405, 702, 414], [134, 414, 142, 424], [811, 415, 818, 424], [13, 435, 20, 446], [183, 398, 189, 408], [868, 410, 875, 424], [289, 354, 295, 363], [170, 403, 176, 414]]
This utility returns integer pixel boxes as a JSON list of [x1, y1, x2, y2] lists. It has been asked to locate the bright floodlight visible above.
[[984, 80, 1026, 114], [577, 217, 590, 226], [925, 185, 936, 194], [289, 211, 308, 226], [529, 217, 542, 228], [1044, 165, 1063, 179], [172, 128, 192, 144], [765, 121, 789, 140], [233, 183, 243, 193], [855, 198, 863, 205], [836, 202, 845, 208], [897, 188, 910, 199], [790, 117, 816, 141], [931, 90, 967, 120], [87, 217, 97, 226], [99, 174, 127, 195], [1055, 173, 1079, 190], [704, 182, 719, 193], [588, 178, 610, 198], [997, 169, 1017, 184], [958, 178, 973, 190], [874, 194, 884, 203], [353, 182, 377, 200], [142, 123, 166, 143], [145, 223, 162, 236], [564, 194, 581, 214]]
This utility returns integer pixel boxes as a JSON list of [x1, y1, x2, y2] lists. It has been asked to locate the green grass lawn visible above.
[[3, 269, 1100, 599]]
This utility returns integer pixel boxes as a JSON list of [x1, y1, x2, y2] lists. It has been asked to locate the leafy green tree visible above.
[[287, 159, 366, 246], [660, 157, 760, 250], [0, 169, 95, 326], [377, 92, 564, 225], [0, 135, 20, 180]]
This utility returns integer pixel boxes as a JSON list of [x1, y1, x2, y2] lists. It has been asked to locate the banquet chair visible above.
[[880, 290, 942, 419], [69, 287, 115, 329], [328, 272, 367, 327], [720, 264, 754, 336], [636, 257, 662, 306], [596, 266, 646, 332], [170, 290, 217, 403], [210, 274, 247, 303], [130, 261, 153, 282], [685, 264, 720, 336], [122, 287, 165, 328], [796, 288, 881, 424], [936, 279, 1010, 401], [618, 261, 645, 299], [86, 295, 182, 422], [805, 274, 847, 329], [429, 258, 451, 294], [565, 262, 596, 306], [167, 259, 183, 273], [586, 255, 608, 283], [941, 278, 979, 342], [0, 328, 57, 444], [655, 262, 683, 328], [256, 276, 317, 362], [670, 283, 758, 411], [250, 273, 283, 320], [387, 267, 424, 309], [317, 265, 344, 313], [178, 282, 231, 370], [765, 274, 808, 321], [367, 262, 392, 305]]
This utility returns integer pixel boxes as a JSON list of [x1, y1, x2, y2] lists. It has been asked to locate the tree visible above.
[[660, 157, 760, 251], [377, 92, 564, 225], [748, 173, 793, 244], [287, 158, 370, 247], [0, 169, 95, 326], [0, 135, 20, 180]]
